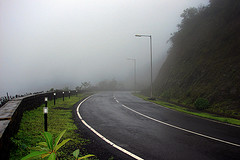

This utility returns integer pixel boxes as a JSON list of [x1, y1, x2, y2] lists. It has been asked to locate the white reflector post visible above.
[[43, 107, 48, 114]]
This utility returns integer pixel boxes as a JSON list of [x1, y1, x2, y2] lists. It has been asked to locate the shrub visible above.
[[161, 91, 171, 100], [21, 130, 95, 160], [73, 149, 95, 160], [21, 130, 71, 160], [194, 98, 209, 110]]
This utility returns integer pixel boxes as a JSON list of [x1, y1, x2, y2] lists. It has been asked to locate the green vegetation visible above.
[[73, 149, 95, 160], [194, 98, 210, 110], [21, 130, 70, 160], [153, 0, 240, 118], [135, 94, 240, 126], [10, 94, 93, 160], [21, 130, 95, 160]]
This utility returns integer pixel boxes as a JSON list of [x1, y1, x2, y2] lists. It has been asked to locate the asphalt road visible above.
[[78, 91, 240, 160]]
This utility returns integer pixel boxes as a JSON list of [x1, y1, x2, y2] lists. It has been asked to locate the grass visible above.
[[10, 94, 92, 160], [135, 94, 240, 126]]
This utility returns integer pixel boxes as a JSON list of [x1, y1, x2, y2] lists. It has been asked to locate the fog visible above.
[[0, 0, 209, 97]]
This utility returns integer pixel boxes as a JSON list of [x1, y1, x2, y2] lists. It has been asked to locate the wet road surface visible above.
[[78, 91, 240, 160]]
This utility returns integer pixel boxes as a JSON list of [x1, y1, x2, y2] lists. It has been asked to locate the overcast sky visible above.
[[0, 0, 209, 96]]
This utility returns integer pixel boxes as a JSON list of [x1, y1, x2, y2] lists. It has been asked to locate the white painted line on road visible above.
[[119, 103, 240, 147], [146, 99, 240, 128], [113, 96, 120, 103], [77, 96, 144, 160]]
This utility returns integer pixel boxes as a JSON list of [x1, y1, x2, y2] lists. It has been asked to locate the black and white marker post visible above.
[[76, 90, 78, 96], [44, 97, 48, 132], [53, 93, 56, 105], [69, 91, 71, 99], [63, 92, 64, 101], [6, 92, 9, 100]]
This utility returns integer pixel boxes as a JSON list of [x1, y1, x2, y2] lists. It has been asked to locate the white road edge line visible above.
[[76, 96, 144, 160], [146, 98, 240, 128], [118, 102, 240, 147]]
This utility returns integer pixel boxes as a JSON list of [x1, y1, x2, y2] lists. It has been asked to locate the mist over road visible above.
[[77, 92, 240, 160]]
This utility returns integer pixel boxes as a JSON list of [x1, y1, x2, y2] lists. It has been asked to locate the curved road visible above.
[[78, 91, 240, 160]]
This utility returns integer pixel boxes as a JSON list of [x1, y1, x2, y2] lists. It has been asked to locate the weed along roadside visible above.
[[134, 94, 240, 126], [20, 130, 95, 160], [9, 94, 95, 160]]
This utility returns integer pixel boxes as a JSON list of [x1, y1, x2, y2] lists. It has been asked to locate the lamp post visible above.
[[62, 92, 65, 101], [127, 58, 137, 93], [53, 93, 56, 105], [44, 97, 48, 132], [135, 34, 153, 98]]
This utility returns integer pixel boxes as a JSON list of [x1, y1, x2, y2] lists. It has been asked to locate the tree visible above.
[[81, 82, 91, 90], [178, 7, 199, 29], [75, 86, 82, 91], [63, 86, 69, 91], [96, 79, 119, 91], [181, 7, 198, 20], [49, 88, 54, 92]]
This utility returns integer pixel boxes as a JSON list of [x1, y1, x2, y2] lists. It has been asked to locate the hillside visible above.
[[153, 0, 240, 118]]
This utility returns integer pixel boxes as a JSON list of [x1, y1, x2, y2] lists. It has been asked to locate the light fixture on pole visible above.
[[127, 58, 137, 93], [135, 34, 153, 98], [62, 92, 65, 101]]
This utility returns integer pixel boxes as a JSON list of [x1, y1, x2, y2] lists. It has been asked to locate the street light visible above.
[[127, 58, 137, 93], [135, 34, 153, 98]]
